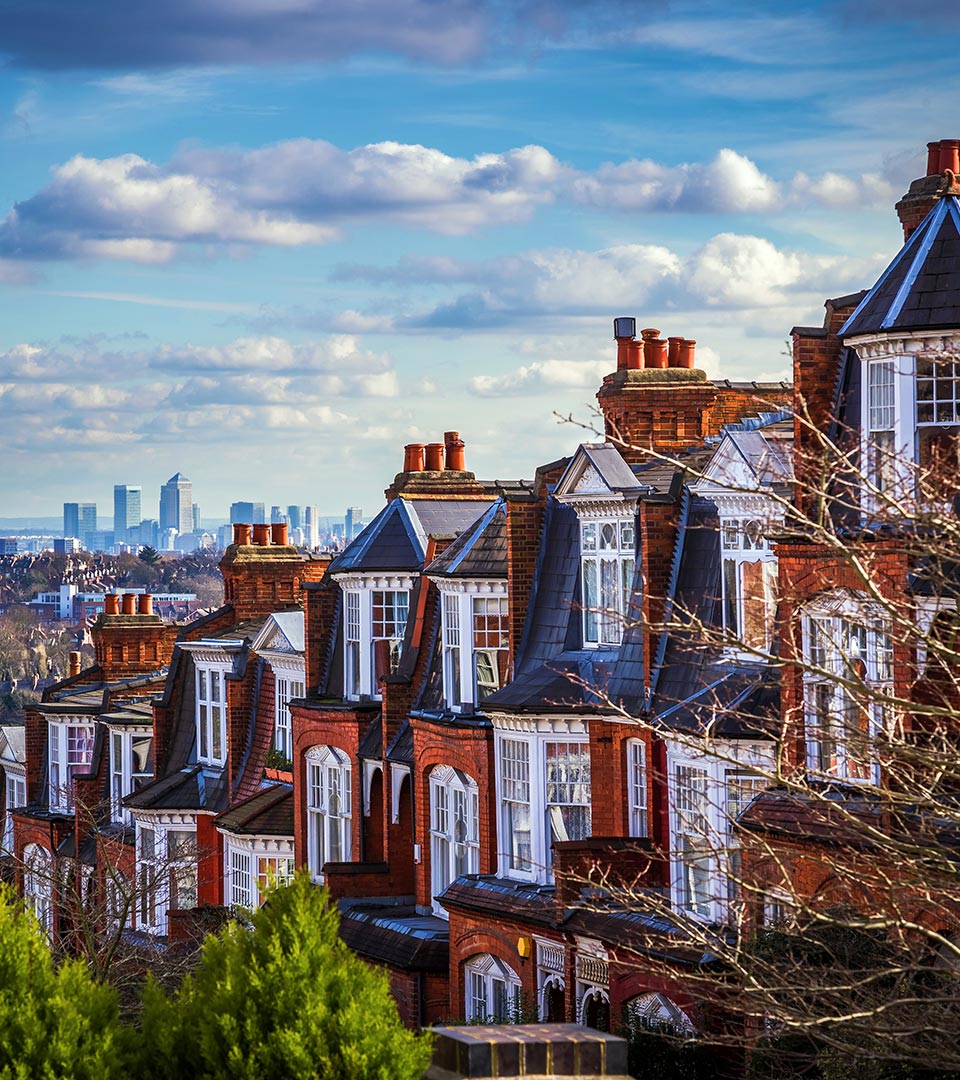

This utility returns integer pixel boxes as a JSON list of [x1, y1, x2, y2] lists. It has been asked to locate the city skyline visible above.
[[4, 4, 960, 514]]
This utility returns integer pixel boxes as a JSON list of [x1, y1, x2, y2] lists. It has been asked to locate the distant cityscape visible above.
[[1, 473, 365, 556]]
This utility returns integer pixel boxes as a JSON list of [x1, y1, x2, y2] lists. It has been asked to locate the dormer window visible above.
[[720, 517, 778, 652], [196, 664, 228, 766], [110, 729, 153, 824], [341, 578, 412, 700], [581, 517, 635, 647], [48, 721, 95, 812], [440, 585, 509, 710]]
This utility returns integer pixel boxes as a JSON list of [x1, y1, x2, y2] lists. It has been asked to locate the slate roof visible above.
[[841, 195, 960, 337], [426, 499, 507, 579], [338, 899, 449, 973], [215, 783, 293, 836], [737, 785, 884, 847], [386, 721, 414, 764], [438, 876, 559, 928], [357, 716, 383, 760], [100, 702, 155, 727], [125, 764, 228, 812], [327, 497, 494, 575], [265, 611, 304, 653]]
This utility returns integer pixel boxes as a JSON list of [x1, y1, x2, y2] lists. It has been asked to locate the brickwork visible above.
[[219, 540, 321, 623], [92, 613, 178, 680]]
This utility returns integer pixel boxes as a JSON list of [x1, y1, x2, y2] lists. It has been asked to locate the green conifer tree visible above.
[[138, 873, 432, 1080]]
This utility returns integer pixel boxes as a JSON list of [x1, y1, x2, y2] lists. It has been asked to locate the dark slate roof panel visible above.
[[215, 783, 293, 836], [357, 716, 383, 760], [438, 875, 558, 928], [842, 196, 960, 337], [125, 765, 228, 813], [426, 500, 507, 579], [483, 651, 617, 711], [580, 443, 645, 491], [338, 901, 449, 972], [326, 500, 423, 574], [657, 668, 779, 738], [386, 721, 414, 764], [408, 498, 494, 541]]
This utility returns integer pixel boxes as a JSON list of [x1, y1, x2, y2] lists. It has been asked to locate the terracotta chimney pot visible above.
[[444, 431, 466, 471], [271, 522, 289, 546], [940, 140, 960, 175], [928, 141, 942, 176], [678, 339, 697, 368], [640, 327, 661, 341], [235, 523, 253, 546], [69, 651, 82, 677], [104, 594, 120, 616], [645, 338, 668, 369], [121, 593, 136, 615], [626, 340, 643, 369], [138, 593, 153, 616], [424, 443, 444, 471], [667, 336, 684, 367], [403, 443, 425, 472], [252, 523, 271, 546]]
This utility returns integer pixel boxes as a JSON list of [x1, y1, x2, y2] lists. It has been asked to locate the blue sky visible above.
[[1, 0, 958, 521]]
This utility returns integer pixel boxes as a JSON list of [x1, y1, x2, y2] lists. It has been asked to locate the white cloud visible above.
[[469, 357, 611, 396]]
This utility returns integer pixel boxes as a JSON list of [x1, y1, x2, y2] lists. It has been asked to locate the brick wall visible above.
[[92, 614, 179, 681]]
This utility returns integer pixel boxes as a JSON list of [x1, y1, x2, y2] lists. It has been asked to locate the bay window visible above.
[[135, 818, 197, 935], [464, 954, 521, 1023], [48, 722, 95, 812], [24, 843, 53, 936], [674, 764, 712, 918], [306, 746, 352, 880], [627, 739, 648, 838], [720, 518, 778, 652], [803, 599, 892, 784], [496, 728, 590, 884], [225, 838, 295, 909], [273, 670, 304, 761], [339, 578, 412, 699], [867, 359, 897, 494], [3, 771, 25, 853], [580, 517, 635, 647], [196, 664, 228, 766], [109, 728, 153, 824], [429, 765, 480, 915], [439, 586, 509, 710]]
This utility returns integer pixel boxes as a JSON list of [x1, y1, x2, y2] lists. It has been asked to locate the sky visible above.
[[2, 0, 960, 522]]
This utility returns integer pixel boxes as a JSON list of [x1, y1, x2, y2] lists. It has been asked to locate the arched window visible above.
[[580, 987, 610, 1031], [575, 947, 609, 1030], [623, 993, 694, 1035], [429, 765, 479, 916], [306, 746, 352, 881], [536, 939, 566, 1022], [23, 843, 53, 936], [464, 954, 521, 1023]]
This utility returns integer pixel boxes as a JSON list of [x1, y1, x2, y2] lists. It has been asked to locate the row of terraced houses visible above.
[[2, 140, 960, 1037]]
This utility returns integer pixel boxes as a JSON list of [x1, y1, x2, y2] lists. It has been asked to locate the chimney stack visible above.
[[252, 523, 271, 546], [271, 522, 289, 546], [444, 431, 466, 471], [424, 442, 444, 471], [104, 593, 120, 616], [898, 138, 960, 240], [403, 443, 425, 473], [138, 593, 153, 616], [121, 593, 136, 616], [69, 651, 82, 677]]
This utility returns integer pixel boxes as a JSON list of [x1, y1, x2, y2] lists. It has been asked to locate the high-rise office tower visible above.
[[192, 504, 202, 532], [286, 505, 302, 531], [303, 506, 319, 549], [113, 485, 142, 542], [230, 501, 265, 524], [159, 473, 192, 535], [63, 502, 97, 547], [270, 505, 286, 524], [345, 507, 363, 542]]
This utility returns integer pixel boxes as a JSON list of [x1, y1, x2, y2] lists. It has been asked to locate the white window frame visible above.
[[429, 764, 480, 917], [196, 662, 229, 767], [48, 720, 95, 813], [579, 515, 636, 647], [109, 726, 153, 825], [23, 843, 53, 937], [222, 834, 295, 909], [305, 745, 352, 881], [134, 815, 197, 936], [802, 592, 893, 786], [336, 574, 414, 700], [494, 722, 591, 886], [575, 944, 610, 1029], [436, 582, 509, 711], [464, 953, 521, 1023], [535, 938, 566, 1022], [719, 517, 779, 653], [273, 669, 305, 761], [627, 738, 648, 838], [3, 769, 25, 854]]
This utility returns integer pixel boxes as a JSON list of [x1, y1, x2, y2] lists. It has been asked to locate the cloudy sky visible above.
[[1, 0, 958, 522]]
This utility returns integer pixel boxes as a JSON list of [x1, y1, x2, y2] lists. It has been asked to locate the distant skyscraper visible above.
[[192, 504, 202, 532], [286, 505, 302, 531], [159, 473, 192, 535], [270, 505, 285, 524], [139, 519, 159, 548], [63, 502, 97, 547], [230, 501, 265, 524], [345, 507, 363, 542], [113, 485, 141, 542], [303, 506, 319, 549]]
